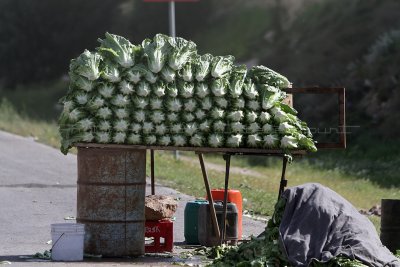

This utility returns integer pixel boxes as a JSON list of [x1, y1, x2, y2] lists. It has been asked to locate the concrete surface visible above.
[[0, 130, 266, 266]]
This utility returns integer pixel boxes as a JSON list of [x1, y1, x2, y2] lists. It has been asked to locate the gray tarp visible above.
[[279, 183, 400, 267]]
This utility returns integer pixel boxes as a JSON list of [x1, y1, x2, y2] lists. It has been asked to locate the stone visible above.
[[145, 195, 178, 220]]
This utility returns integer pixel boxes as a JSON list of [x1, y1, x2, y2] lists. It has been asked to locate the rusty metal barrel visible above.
[[380, 199, 400, 252], [76, 146, 146, 256]]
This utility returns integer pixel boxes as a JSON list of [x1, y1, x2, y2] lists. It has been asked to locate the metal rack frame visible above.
[[76, 86, 346, 245]]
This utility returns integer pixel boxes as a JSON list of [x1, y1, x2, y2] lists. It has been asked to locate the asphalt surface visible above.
[[0, 130, 265, 266]]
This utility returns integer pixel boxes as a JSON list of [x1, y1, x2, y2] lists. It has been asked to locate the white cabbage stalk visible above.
[[262, 123, 274, 134], [263, 134, 279, 148], [112, 94, 129, 107], [137, 81, 151, 97], [184, 99, 197, 112], [151, 111, 165, 124], [155, 124, 167, 135], [281, 135, 298, 149], [201, 97, 212, 110], [75, 94, 88, 105], [145, 71, 158, 84], [150, 99, 163, 110], [190, 134, 203, 146], [233, 98, 245, 109], [215, 97, 228, 108], [82, 132, 94, 142], [101, 65, 121, 83], [97, 107, 112, 119], [171, 124, 182, 134], [230, 122, 245, 133], [270, 107, 281, 116], [126, 70, 141, 84], [63, 101, 74, 113], [259, 112, 271, 123], [208, 134, 223, 147], [246, 111, 258, 123], [153, 83, 166, 97], [195, 110, 206, 120], [131, 123, 142, 133], [89, 97, 105, 110], [279, 122, 296, 134], [98, 121, 111, 131], [248, 122, 260, 134], [167, 84, 178, 97], [143, 122, 154, 134], [74, 76, 93, 92], [228, 110, 243, 122], [161, 66, 176, 83], [211, 79, 226, 97], [273, 109, 289, 123], [180, 63, 193, 82], [134, 111, 146, 122], [196, 83, 209, 98], [128, 133, 141, 144], [113, 132, 126, 143], [184, 113, 195, 122], [180, 83, 194, 98], [167, 113, 179, 122], [114, 120, 128, 132], [199, 120, 210, 132], [159, 136, 171, 146], [172, 135, 186, 146], [167, 99, 182, 112], [99, 84, 115, 98], [244, 82, 258, 99], [96, 132, 111, 143], [247, 100, 260, 111], [247, 134, 261, 147], [211, 108, 224, 120], [146, 135, 157, 145], [134, 98, 148, 109], [184, 123, 197, 136], [227, 134, 242, 147], [115, 108, 128, 119], [78, 118, 94, 131], [213, 121, 226, 132], [119, 81, 133, 95]]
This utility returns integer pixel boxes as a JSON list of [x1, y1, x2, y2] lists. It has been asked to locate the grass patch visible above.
[[0, 98, 60, 148]]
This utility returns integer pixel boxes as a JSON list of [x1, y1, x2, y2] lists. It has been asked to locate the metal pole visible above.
[[169, 1, 179, 159], [169, 1, 176, 37], [150, 149, 155, 195]]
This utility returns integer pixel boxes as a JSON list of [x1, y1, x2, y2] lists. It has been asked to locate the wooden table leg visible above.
[[151, 149, 155, 195], [221, 154, 231, 244], [278, 156, 288, 199], [198, 153, 220, 240]]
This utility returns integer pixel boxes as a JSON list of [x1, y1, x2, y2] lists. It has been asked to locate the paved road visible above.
[[0, 131, 265, 266]]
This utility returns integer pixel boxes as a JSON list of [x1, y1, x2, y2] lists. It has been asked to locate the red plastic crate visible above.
[[145, 219, 173, 253]]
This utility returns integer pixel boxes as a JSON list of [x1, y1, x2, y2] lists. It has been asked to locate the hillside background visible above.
[[0, 0, 399, 188]]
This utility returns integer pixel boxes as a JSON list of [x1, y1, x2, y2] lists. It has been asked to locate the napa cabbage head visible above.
[[97, 32, 136, 68], [168, 37, 196, 70], [143, 34, 170, 73], [69, 49, 101, 81]]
